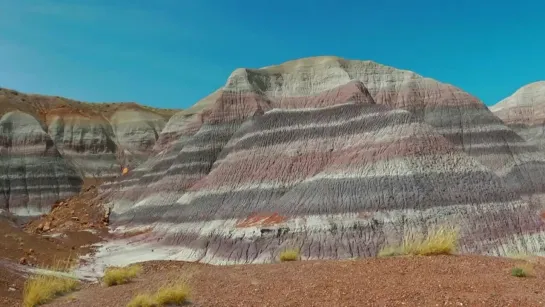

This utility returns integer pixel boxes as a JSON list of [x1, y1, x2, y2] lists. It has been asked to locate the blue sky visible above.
[[1, 0, 544, 109]]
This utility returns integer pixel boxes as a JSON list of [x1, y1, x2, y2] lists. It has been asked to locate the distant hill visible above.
[[490, 81, 545, 150], [0, 87, 181, 216]]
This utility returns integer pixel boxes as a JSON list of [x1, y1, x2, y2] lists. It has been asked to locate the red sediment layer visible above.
[[195, 82, 376, 125], [326, 134, 454, 168], [373, 81, 482, 109], [194, 134, 455, 190], [494, 107, 545, 126], [115, 174, 203, 202], [45, 108, 106, 121], [235, 212, 287, 228], [201, 92, 271, 124], [190, 152, 332, 191], [275, 81, 375, 109]]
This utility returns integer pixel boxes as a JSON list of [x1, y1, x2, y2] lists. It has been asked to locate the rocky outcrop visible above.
[[0, 88, 178, 216], [102, 57, 545, 264], [491, 81, 545, 150]]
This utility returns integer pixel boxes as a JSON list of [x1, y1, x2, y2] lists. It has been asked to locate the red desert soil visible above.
[[0, 217, 103, 306], [45, 255, 545, 307], [1, 181, 111, 306], [25, 182, 111, 234]]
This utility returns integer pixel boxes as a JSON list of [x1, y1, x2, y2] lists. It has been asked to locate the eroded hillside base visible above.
[[73, 212, 545, 282]]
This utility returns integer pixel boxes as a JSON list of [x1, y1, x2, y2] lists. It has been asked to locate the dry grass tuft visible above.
[[127, 282, 190, 307], [23, 275, 79, 307], [279, 249, 300, 262], [511, 262, 535, 278], [154, 283, 190, 305], [126, 294, 156, 307], [379, 226, 458, 257], [23, 254, 79, 307], [103, 264, 142, 286]]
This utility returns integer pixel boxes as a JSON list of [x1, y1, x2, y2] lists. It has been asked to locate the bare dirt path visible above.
[[46, 255, 545, 307]]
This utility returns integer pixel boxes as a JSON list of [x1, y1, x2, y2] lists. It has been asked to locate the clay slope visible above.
[[99, 57, 545, 265], [0, 88, 179, 217], [491, 81, 545, 150]]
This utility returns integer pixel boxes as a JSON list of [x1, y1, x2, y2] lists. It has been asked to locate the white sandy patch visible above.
[[74, 238, 203, 280]]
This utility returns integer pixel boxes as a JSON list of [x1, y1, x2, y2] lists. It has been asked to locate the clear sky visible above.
[[1, 0, 544, 109]]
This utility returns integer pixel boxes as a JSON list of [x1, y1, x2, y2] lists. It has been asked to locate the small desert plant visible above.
[[103, 264, 142, 286], [127, 282, 190, 307], [511, 267, 528, 277], [23, 255, 79, 307], [279, 249, 300, 262], [47, 254, 77, 273], [154, 283, 190, 305], [126, 294, 155, 307], [23, 275, 79, 307], [379, 226, 459, 257], [511, 262, 535, 278]]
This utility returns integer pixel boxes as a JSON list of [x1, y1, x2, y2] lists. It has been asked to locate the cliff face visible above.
[[100, 57, 545, 264], [0, 88, 178, 216], [491, 81, 545, 151]]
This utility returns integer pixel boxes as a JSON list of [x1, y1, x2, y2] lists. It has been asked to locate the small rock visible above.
[[19, 257, 27, 265], [43, 221, 51, 232], [71, 216, 79, 221], [27, 248, 34, 255], [8, 287, 16, 292]]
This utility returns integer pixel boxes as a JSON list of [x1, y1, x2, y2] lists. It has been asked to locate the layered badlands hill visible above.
[[491, 81, 545, 150], [92, 56, 545, 267], [0, 88, 179, 217]]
